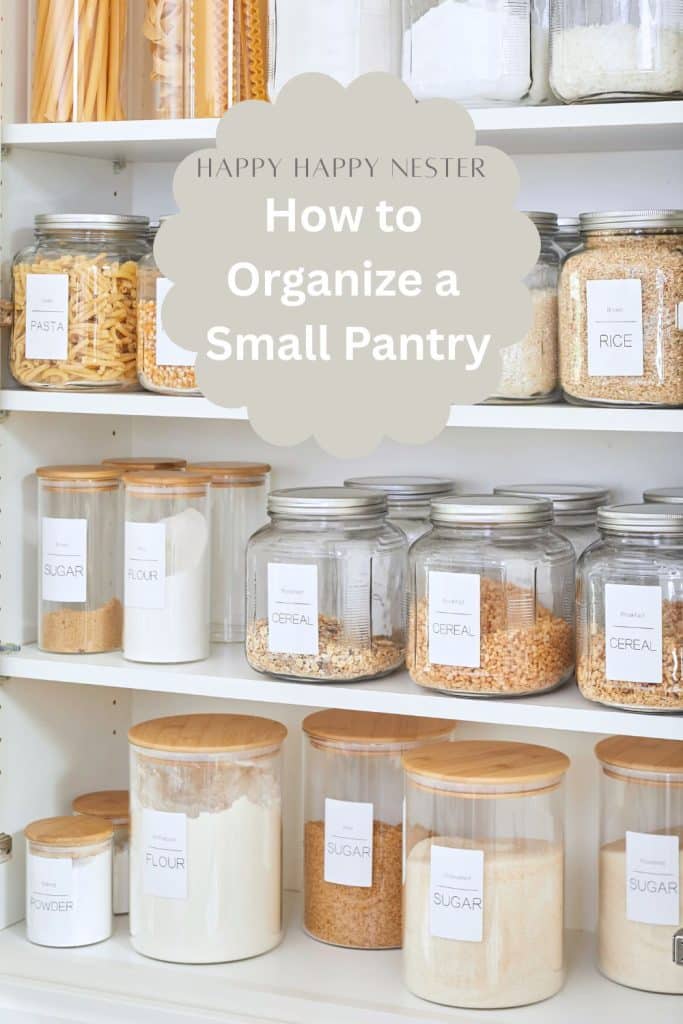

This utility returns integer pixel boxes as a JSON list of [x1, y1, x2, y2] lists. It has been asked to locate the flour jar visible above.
[[343, 475, 455, 544], [596, 736, 683, 994], [403, 739, 570, 1009], [644, 487, 683, 506], [102, 456, 187, 472], [128, 713, 286, 963], [494, 483, 610, 555], [25, 816, 113, 948], [123, 471, 211, 663], [302, 710, 455, 950], [72, 791, 130, 916]]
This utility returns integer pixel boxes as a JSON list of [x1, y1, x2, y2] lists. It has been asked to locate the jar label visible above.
[[27, 855, 75, 945], [155, 278, 197, 367], [142, 809, 188, 900], [124, 522, 166, 610], [429, 845, 484, 942], [428, 570, 480, 668], [626, 831, 680, 927], [586, 279, 643, 378], [25, 273, 69, 361], [41, 517, 87, 603], [605, 583, 662, 685], [267, 562, 319, 655], [324, 798, 374, 887]]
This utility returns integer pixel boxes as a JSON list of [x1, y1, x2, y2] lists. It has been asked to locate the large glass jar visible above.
[[129, 713, 286, 963], [644, 487, 683, 505], [558, 211, 683, 408], [302, 709, 455, 950], [595, 736, 683, 995], [576, 503, 683, 711], [494, 483, 610, 555], [403, 739, 570, 1009], [246, 487, 408, 681], [11, 214, 149, 392], [344, 475, 455, 544]]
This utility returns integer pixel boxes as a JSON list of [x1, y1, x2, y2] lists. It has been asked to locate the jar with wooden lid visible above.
[[37, 465, 123, 655], [403, 739, 570, 1009], [494, 483, 610, 555], [302, 710, 455, 950], [102, 456, 187, 472], [128, 713, 287, 963], [73, 791, 129, 916], [25, 815, 113, 948], [344, 475, 455, 544], [595, 736, 683, 994], [644, 487, 683, 506]]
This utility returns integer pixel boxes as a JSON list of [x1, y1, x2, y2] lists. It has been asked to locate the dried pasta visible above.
[[143, 0, 189, 118], [238, 0, 269, 101]]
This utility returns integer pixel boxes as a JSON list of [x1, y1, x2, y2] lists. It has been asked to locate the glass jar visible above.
[[123, 471, 211, 663], [24, 816, 113, 948], [644, 487, 683, 506], [407, 496, 575, 697], [576, 503, 683, 711], [558, 211, 683, 408], [186, 462, 270, 643], [246, 487, 408, 681], [343, 475, 455, 544], [128, 712, 286, 963], [494, 484, 610, 555], [403, 739, 570, 1009], [555, 216, 581, 256], [595, 736, 683, 995], [0, 834, 12, 865], [103, 456, 187, 472], [72, 791, 129, 916], [11, 214, 149, 392], [302, 709, 455, 950], [37, 465, 123, 654]]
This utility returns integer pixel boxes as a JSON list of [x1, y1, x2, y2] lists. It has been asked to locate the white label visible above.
[[155, 278, 196, 367], [429, 845, 484, 942], [27, 856, 75, 946], [142, 809, 188, 900], [25, 273, 69, 360], [125, 522, 166, 610], [626, 831, 680, 927], [267, 562, 318, 655], [605, 583, 662, 685], [428, 571, 480, 668], [323, 798, 373, 888], [586, 279, 643, 377], [41, 517, 87, 603]]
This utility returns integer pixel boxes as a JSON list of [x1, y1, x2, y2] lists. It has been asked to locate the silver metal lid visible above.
[[344, 475, 455, 506], [597, 503, 683, 536], [493, 484, 609, 515], [579, 210, 683, 234], [0, 833, 11, 857], [431, 494, 553, 527], [524, 211, 558, 237], [643, 486, 683, 505], [35, 214, 150, 234], [268, 486, 388, 518], [556, 216, 580, 233]]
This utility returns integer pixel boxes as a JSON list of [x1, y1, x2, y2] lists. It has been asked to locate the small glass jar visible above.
[[25, 816, 113, 948], [494, 484, 610, 555], [644, 487, 683, 506], [403, 739, 570, 1009], [344, 476, 455, 544], [37, 465, 123, 654], [123, 471, 211, 664], [595, 736, 683, 995], [72, 791, 130, 916], [129, 712, 286, 963], [302, 709, 455, 950], [186, 462, 271, 643], [555, 216, 581, 256], [576, 503, 683, 712], [246, 487, 408, 682], [408, 496, 575, 697], [558, 211, 683, 408], [102, 457, 187, 472]]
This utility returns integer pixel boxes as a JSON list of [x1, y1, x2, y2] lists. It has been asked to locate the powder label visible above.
[[324, 797, 373, 887], [428, 570, 480, 668], [267, 562, 319, 655], [586, 279, 644, 377], [27, 855, 75, 946], [41, 517, 87, 603], [156, 278, 196, 367], [605, 583, 662, 684], [142, 809, 188, 900], [25, 273, 69, 360], [125, 522, 166, 610], [429, 845, 484, 942], [626, 831, 680, 927]]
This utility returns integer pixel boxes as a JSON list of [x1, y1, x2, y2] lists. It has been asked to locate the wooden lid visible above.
[[595, 736, 683, 775], [25, 815, 113, 847], [186, 461, 271, 478], [403, 740, 570, 788], [36, 464, 122, 482], [123, 470, 210, 491], [128, 713, 287, 753], [72, 790, 129, 823], [303, 710, 455, 746], [102, 457, 187, 471]]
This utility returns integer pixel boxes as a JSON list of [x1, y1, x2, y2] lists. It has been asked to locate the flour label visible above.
[[324, 797, 373, 888], [428, 571, 480, 668], [430, 845, 484, 942], [626, 831, 680, 927], [586, 279, 643, 377], [155, 278, 196, 367], [125, 521, 166, 610], [605, 583, 662, 685], [142, 809, 188, 900], [41, 517, 87, 603], [267, 562, 318, 655], [27, 855, 75, 946], [25, 273, 69, 360]]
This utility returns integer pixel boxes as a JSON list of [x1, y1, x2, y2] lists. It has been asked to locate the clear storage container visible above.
[[302, 709, 455, 950], [494, 483, 610, 555], [72, 791, 130, 916], [343, 475, 455, 544], [555, 216, 581, 256], [103, 456, 187, 472], [37, 465, 123, 654], [123, 470, 211, 663], [128, 713, 286, 963], [576, 503, 683, 711], [644, 487, 683, 505], [403, 739, 570, 1009], [11, 215, 149, 392], [595, 736, 683, 994], [407, 496, 575, 696], [246, 487, 408, 681]]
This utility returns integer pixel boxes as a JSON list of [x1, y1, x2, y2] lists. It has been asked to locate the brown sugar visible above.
[[41, 598, 123, 654]]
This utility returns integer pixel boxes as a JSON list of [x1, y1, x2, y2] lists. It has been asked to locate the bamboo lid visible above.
[[186, 461, 271, 489], [128, 713, 287, 753], [403, 740, 570, 787], [36, 464, 122, 482], [595, 736, 683, 776], [123, 470, 210, 493], [303, 709, 455, 746], [72, 790, 129, 824], [25, 815, 114, 847], [103, 457, 187, 471]]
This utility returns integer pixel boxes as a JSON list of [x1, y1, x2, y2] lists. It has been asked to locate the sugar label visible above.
[[142, 809, 188, 900], [605, 583, 662, 685], [155, 277, 197, 367], [25, 273, 69, 360], [428, 570, 480, 668], [430, 845, 484, 942], [324, 797, 373, 888], [125, 521, 166, 610], [586, 279, 644, 377], [27, 855, 75, 946], [41, 517, 87, 603], [626, 831, 680, 926], [267, 562, 318, 655]]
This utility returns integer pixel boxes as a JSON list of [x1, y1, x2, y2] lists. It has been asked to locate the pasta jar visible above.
[[186, 462, 270, 643], [576, 503, 683, 711], [72, 791, 130, 916], [246, 487, 408, 682], [123, 471, 211, 664], [595, 736, 683, 994], [11, 214, 149, 392], [25, 816, 113, 948], [403, 739, 570, 1009], [129, 713, 286, 963], [102, 456, 187, 472], [343, 475, 455, 544], [302, 710, 455, 950], [37, 465, 123, 654], [494, 483, 610, 555], [407, 496, 575, 697], [558, 211, 683, 408], [555, 216, 581, 256], [644, 487, 683, 506]]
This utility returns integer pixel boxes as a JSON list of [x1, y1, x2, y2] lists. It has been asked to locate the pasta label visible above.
[[26, 274, 69, 360]]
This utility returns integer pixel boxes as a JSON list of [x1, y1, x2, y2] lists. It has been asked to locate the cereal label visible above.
[[142, 809, 188, 900], [605, 583, 662, 685], [267, 562, 319, 655], [429, 845, 484, 942], [25, 273, 69, 361], [323, 797, 374, 887], [428, 570, 481, 668], [586, 278, 644, 378], [626, 831, 680, 927], [41, 517, 88, 603]]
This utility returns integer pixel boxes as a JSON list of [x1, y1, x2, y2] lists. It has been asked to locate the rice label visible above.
[[27, 855, 75, 945], [267, 562, 319, 655], [430, 845, 484, 942], [125, 521, 166, 610], [324, 798, 373, 887], [626, 831, 680, 926], [25, 273, 69, 360], [41, 517, 87, 603], [428, 570, 480, 668], [586, 278, 643, 377], [142, 809, 188, 900], [605, 583, 662, 685], [155, 277, 196, 367]]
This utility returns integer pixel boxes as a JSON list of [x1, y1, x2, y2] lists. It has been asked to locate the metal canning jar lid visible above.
[[430, 494, 553, 527], [35, 213, 150, 235], [523, 211, 558, 237], [344, 475, 455, 506], [268, 486, 388, 518], [643, 486, 683, 505], [128, 713, 287, 753], [579, 210, 683, 234], [556, 216, 579, 234], [597, 502, 683, 536], [493, 483, 609, 516], [25, 815, 114, 847]]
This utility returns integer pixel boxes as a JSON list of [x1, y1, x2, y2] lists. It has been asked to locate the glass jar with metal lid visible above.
[[102, 456, 187, 472], [11, 214, 149, 392], [246, 487, 408, 681], [72, 790, 129, 916], [558, 211, 683, 408], [555, 216, 580, 256], [576, 503, 683, 711], [407, 495, 575, 697], [494, 483, 610, 555], [644, 487, 683, 506], [344, 475, 455, 544]]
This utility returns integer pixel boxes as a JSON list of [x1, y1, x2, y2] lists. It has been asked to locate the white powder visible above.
[[494, 288, 558, 400]]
